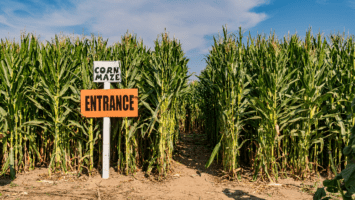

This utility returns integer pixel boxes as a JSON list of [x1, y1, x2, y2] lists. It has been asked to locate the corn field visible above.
[[0, 30, 189, 179], [0, 26, 354, 182], [199, 26, 355, 182]]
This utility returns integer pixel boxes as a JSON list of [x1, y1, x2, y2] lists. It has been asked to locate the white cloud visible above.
[[0, 0, 269, 74], [0, 0, 268, 48]]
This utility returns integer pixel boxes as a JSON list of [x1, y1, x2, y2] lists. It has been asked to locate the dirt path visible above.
[[0, 132, 320, 200]]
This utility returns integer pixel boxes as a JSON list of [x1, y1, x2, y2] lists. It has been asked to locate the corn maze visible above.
[[0, 27, 354, 185]]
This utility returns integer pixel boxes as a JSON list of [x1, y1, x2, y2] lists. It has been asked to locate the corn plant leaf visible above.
[[205, 141, 221, 169]]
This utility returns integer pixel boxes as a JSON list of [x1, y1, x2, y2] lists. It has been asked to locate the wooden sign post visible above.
[[80, 61, 138, 179]]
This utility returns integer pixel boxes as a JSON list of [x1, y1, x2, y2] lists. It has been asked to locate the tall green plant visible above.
[[0, 36, 31, 179], [203, 27, 253, 179], [27, 35, 79, 173], [141, 30, 189, 176]]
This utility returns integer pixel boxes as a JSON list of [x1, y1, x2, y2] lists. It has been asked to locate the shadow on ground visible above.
[[223, 188, 266, 200], [0, 178, 11, 187], [173, 131, 221, 177]]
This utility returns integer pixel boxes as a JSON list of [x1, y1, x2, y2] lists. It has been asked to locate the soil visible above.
[[0, 132, 326, 200]]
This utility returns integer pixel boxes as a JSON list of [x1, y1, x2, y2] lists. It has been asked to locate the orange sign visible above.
[[81, 89, 138, 118]]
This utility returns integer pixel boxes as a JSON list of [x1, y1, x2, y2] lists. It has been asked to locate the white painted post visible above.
[[102, 82, 110, 179], [92, 61, 121, 179]]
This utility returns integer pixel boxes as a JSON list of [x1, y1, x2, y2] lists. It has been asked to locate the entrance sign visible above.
[[93, 61, 121, 82], [80, 60, 138, 179], [80, 89, 138, 118]]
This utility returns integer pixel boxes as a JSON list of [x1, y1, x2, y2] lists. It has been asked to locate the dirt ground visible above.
[[0, 132, 326, 200]]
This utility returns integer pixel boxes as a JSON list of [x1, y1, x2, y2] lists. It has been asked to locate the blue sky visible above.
[[0, 0, 354, 80]]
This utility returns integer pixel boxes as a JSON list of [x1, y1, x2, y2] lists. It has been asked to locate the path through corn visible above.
[[0, 131, 317, 200]]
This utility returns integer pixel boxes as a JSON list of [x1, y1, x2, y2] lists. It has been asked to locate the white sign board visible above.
[[93, 61, 121, 82]]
